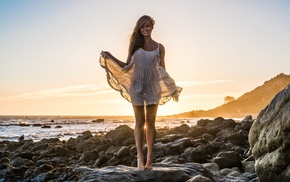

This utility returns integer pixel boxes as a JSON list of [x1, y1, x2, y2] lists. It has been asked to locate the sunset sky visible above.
[[0, 0, 289, 116]]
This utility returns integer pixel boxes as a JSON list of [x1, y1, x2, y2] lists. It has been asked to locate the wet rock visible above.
[[41, 125, 51, 128], [33, 123, 42, 127], [92, 118, 104, 123], [19, 122, 29, 127]]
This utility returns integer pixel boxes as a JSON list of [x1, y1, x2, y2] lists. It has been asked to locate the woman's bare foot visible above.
[[145, 163, 153, 170], [137, 157, 145, 171]]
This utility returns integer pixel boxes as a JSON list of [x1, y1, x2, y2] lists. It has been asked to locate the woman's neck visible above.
[[144, 36, 153, 44]]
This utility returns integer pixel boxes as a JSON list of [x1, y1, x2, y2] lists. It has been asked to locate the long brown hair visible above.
[[128, 15, 155, 58]]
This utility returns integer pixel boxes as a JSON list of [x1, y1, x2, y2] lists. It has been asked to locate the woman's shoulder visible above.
[[158, 43, 165, 55]]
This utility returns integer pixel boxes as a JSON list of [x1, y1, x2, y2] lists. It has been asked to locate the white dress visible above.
[[99, 45, 182, 106]]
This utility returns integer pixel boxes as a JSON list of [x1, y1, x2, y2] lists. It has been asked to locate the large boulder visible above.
[[66, 162, 251, 182], [104, 125, 134, 145], [249, 84, 290, 181]]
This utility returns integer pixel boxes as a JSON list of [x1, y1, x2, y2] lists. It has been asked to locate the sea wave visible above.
[[0, 115, 199, 142]]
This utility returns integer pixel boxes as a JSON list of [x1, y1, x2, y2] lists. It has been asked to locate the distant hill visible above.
[[174, 73, 290, 118]]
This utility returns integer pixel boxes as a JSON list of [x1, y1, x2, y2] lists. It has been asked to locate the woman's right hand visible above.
[[101, 51, 112, 58]]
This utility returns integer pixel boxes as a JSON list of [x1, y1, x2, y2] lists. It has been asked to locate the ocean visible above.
[[0, 115, 199, 142]]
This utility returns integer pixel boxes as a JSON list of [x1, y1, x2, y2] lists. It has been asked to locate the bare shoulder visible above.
[[159, 43, 165, 55]]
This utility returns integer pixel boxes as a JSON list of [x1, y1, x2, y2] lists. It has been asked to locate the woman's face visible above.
[[140, 20, 153, 37]]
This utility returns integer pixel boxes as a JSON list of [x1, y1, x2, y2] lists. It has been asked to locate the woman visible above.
[[100, 15, 182, 170]]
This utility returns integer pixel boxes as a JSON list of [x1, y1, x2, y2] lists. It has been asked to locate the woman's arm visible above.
[[102, 51, 127, 68], [159, 44, 166, 70]]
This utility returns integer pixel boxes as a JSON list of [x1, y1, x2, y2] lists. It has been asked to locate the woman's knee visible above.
[[146, 119, 156, 128], [135, 118, 145, 128]]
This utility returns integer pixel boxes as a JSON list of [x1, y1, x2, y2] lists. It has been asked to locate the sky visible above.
[[0, 0, 289, 116]]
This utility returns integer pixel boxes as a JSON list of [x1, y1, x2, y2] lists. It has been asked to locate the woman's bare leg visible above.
[[145, 104, 158, 169], [132, 105, 146, 170]]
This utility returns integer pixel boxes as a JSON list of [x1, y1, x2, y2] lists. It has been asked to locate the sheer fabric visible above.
[[99, 46, 182, 106]]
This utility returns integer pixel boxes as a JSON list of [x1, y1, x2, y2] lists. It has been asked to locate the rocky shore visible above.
[[0, 115, 257, 182]]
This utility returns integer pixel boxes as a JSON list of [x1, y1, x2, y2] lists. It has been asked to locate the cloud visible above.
[[0, 82, 114, 101], [0, 79, 235, 101], [176, 79, 235, 87]]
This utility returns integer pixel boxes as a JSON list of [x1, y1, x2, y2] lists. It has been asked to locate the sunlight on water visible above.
[[0, 116, 200, 142]]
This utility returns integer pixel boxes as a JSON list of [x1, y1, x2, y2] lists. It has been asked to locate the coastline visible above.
[[0, 116, 257, 181], [0, 116, 204, 142]]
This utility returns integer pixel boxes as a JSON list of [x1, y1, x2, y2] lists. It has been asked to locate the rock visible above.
[[187, 126, 207, 138], [202, 163, 220, 175], [220, 168, 236, 175], [12, 152, 33, 160], [202, 133, 215, 141], [5, 165, 29, 180], [160, 155, 179, 164], [0, 114, 258, 181], [197, 119, 212, 127], [92, 118, 104, 123], [10, 157, 34, 167], [181, 145, 207, 163], [93, 155, 109, 168], [106, 146, 120, 156], [78, 131, 93, 140], [244, 163, 255, 173], [249, 84, 290, 182], [33, 124, 42, 127], [41, 125, 51, 128], [67, 163, 220, 182], [32, 171, 57, 181], [241, 115, 254, 122], [79, 150, 99, 162], [168, 137, 192, 154], [0, 157, 10, 164], [212, 151, 241, 169], [220, 119, 237, 129], [18, 134, 24, 141], [116, 146, 130, 158], [104, 125, 134, 145], [227, 171, 242, 177], [166, 124, 190, 135], [156, 134, 184, 143], [215, 128, 232, 142], [34, 164, 54, 174], [186, 174, 213, 182], [41, 138, 60, 143], [19, 122, 29, 127]]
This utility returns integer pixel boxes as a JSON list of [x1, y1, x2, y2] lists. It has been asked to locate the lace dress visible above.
[[99, 45, 182, 106]]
